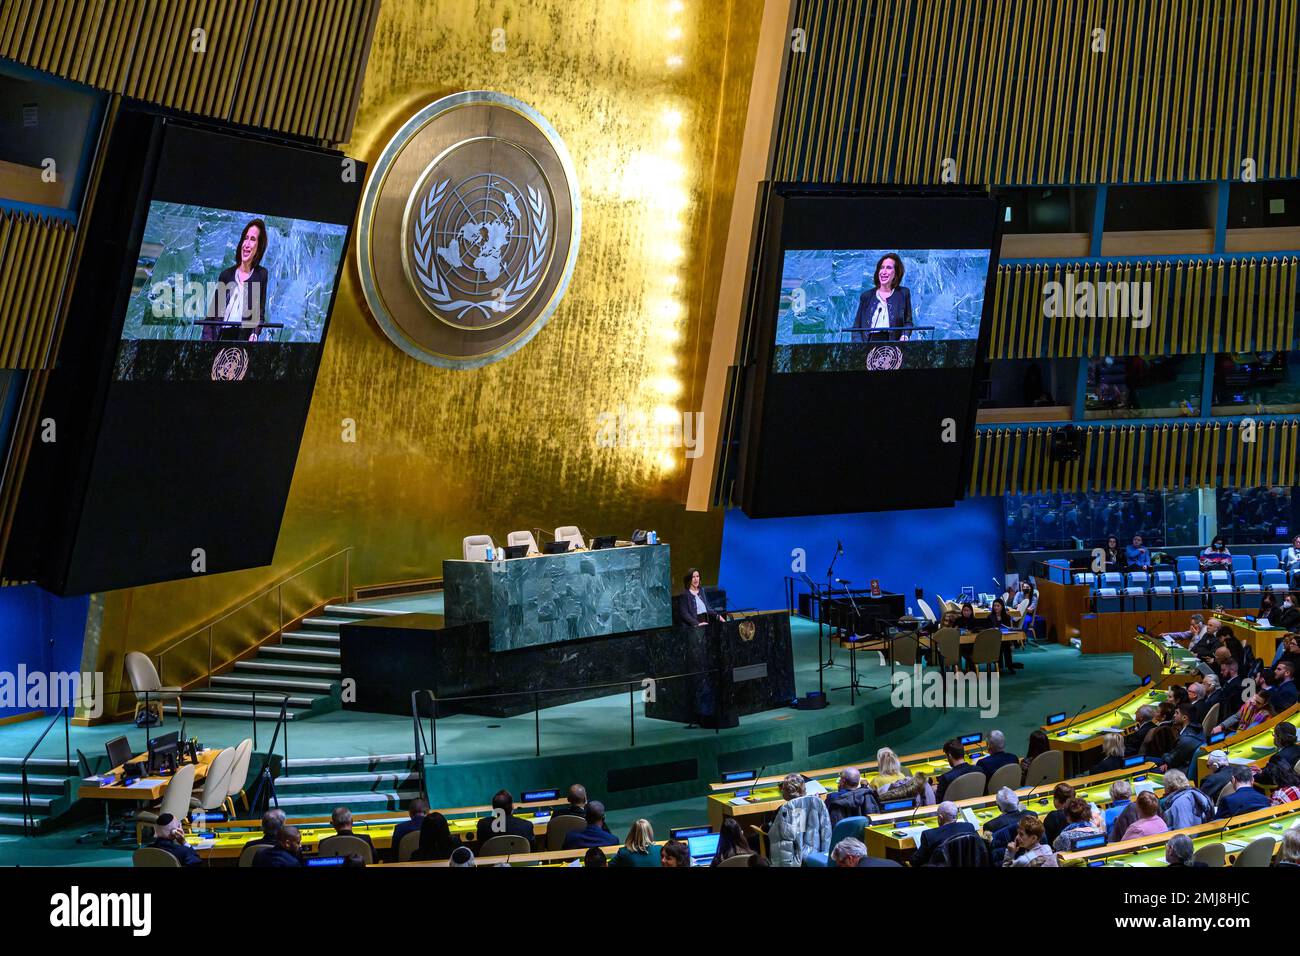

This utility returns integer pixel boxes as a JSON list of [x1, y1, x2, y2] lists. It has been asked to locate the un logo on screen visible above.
[[358, 91, 581, 369]]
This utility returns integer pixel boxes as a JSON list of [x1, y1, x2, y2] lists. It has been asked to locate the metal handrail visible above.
[[151, 546, 353, 674], [20, 706, 71, 836]]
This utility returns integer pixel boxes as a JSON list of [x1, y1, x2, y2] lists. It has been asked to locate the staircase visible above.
[[268, 752, 423, 818], [0, 755, 80, 831], [163, 603, 406, 722]]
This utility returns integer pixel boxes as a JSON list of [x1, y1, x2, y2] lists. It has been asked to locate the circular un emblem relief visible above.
[[865, 345, 904, 371], [211, 347, 249, 381], [358, 91, 581, 369]]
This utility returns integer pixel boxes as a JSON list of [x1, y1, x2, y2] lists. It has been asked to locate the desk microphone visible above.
[[1061, 702, 1090, 733]]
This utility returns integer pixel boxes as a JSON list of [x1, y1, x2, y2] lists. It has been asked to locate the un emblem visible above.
[[358, 91, 580, 369], [865, 345, 904, 371], [210, 347, 249, 381]]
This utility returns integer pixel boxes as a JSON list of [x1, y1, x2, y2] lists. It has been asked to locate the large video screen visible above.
[[115, 201, 348, 381], [774, 247, 991, 372], [734, 188, 1001, 518], [3, 111, 363, 594]]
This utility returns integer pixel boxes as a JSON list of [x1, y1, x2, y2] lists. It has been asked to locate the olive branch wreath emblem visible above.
[[411, 178, 549, 321]]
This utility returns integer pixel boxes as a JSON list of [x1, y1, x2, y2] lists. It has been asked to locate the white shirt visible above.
[[869, 297, 890, 329], [1284, 547, 1300, 569], [224, 271, 248, 325], [692, 591, 707, 616]]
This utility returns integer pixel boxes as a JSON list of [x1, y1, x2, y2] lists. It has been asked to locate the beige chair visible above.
[[931, 627, 961, 670], [507, 530, 539, 555], [717, 852, 753, 867], [943, 771, 986, 803], [1231, 836, 1276, 867], [397, 829, 423, 862], [1022, 749, 1064, 787], [916, 598, 937, 624], [1201, 703, 1220, 736], [554, 526, 585, 550], [970, 629, 1002, 672], [462, 535, 497, 561], [135, 762, 196, 842], [133, 846, 181, 867], [892, 635, 919, 667], [1193, 842, 1226, 867], [191, 747, 238, 819], [124, 652, 182, 724], [545, 813, 587, 850], [318, 833, 374, 864], [986, 762, 1023, 796], [223, 738, 254, 815], [238, 843, 271, 867], [479, 833, 530, 857]]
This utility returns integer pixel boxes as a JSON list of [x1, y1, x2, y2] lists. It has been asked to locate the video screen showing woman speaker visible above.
[[114, 201, 348, 382], [772, 247, 992, 373]]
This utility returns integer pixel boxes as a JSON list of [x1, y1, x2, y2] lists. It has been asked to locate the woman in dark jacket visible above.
[[203, 218, 270, 342], [674, 567, 724, 628], [411, 812, 455, 861], [851, 253, 913, 343]]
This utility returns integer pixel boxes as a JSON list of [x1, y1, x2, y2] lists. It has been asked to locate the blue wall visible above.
[[0, 585, 89, 717], [716, 497, 1006, 612]]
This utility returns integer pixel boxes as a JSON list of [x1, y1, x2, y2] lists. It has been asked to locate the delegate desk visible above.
[[1133, 633, 1198, 684], [706, 737, 990, 830], [1194, 704, 1300, 781], [1060, 803, 1300, 866], [1218, 611, 1289, 661], [77, 748, 218, 802], [862, 765, 1162, 859], [1044, 685, 1171, 776]]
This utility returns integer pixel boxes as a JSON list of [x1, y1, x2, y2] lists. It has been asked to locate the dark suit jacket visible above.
[[561, 824, 620, 850], [976, 751, 1019, 778], [1090, 754, 1126, 776], [855, 856, 903, 867], [1215, 785, 1270, 819], [851, 286, 913, 341], [1161, 727, 1205, 775], [203, 264, 270, 341], [674, 589, 714, 628], [1269, 680, 1298, 712], [1268, 606, 1300, 631], [475, 814, 535, 849], [911, 820, 976, 867], [252, 846, 303, 867], [936, 763, 981, 802], [1126, 721, 1156, 756], [1258, 744, 1300, 786], [1208, 675, 1247, 716], [552, 804, 587, 819], [1199, 768, 1234, 802], [150, 838, 203, 867], [825, 786, 879, 825], [391, 817, 424, 848]]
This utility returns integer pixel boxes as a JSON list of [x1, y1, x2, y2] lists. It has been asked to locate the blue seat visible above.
[[1044, 559, 1070, 585], [1096, 588, 1122, 613], [1262, 568, 1288, 592], [1206, 569, 1231, 588], [803, 815, 868, 867], [1101, 572, 1124, 589], [1176, 555, 1200, 574], [1235, 571, 1261, 608], [1122, 586, 1148, 611], [1234, 570, 1260, 587], [1153, 570, 1177, 588], [1177, 571, 1204, 609], [1149, 586, 1176, 611], [1126, 571, 1150, 589], [1255, 555, 1280, 573], [1073, 572, 1097, 590]]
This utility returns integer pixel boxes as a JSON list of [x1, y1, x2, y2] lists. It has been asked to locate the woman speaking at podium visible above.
[[851, 252, 912, 344], [674, 568, 726, 628], [204, 218, 270, 342]]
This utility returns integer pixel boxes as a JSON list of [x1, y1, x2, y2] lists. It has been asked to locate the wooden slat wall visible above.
[[0, 0, 379, 144], [988, 256, 1300, 359], [0, 211, 76, 370], [970, 421, 1300, 495], [773, 0, 1300, 184]]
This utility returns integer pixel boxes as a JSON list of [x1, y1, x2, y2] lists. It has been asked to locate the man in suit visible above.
[[253, 825, 305, 867], [552, 783, 589, 819], [1269, 661, 1298, 712], [825, 767, 879, 825], [983, 787, 1035, 840], [910, 801, 976, 867], [243, 807, 286, 847], [329, 806, 376, 861], [561, 800, 620, 850], [935, 738, 981, 802], [1256, 722, 1300, 787], [474, 789, 535, 850], [1215, 765, 1270, 819], [1162, 613, 1207, 648], [975, 730, 1019, 779], [1206, 655, 1247, 717], [148, 814, 203, 867], [1126, 705, 1158, 756], [1190, 618, 1224, 658], [832, 836, 901, 868], [1187, 683, 1214, 729], [1159, 703, 1205, 776], [1198, 751, 1234, 803], [389, 798, 428, 856]]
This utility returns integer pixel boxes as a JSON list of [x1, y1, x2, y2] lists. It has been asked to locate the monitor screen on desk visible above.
[[686, 833, 720, 861]]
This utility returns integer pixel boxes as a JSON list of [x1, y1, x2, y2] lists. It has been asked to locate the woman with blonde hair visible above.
[[869, 748, 904, 792], [1090, 733, 1127, 775], [1274, 826, 1300, 867], [610, 818, 660, 867]]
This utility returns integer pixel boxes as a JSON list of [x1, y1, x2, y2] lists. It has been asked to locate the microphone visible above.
[[836, 540, 844, 556], [1060, 702, 1090, 734]]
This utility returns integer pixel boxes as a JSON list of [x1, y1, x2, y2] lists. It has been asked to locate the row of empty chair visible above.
[[1075, 567, 1298, 611], [462, 526, 585, 559]]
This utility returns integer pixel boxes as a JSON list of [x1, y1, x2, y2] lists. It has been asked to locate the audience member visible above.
[[562, 800, 620, 850], [1051, 798, 1106, 852], [1198, 752, 1234, 803], [411, 812, 455, 861], [934, 738, 981, 802], [1199, 536, 1233, 573], [709, 817, 751, 866], [826, 766, 880, 823], [448, 845, 475, 867], [831, 836, 901, 867], [976, 730, 1019, 777], [1126, 705, 1157, 757], [610, 819, 660, 867], [1002, 815, 1058, 867], [767, 773, 831, 866], [1162, 613, 1207, 648], [1090, 733, 1127, 775], [1164, 834, 1205, 867], [911, 801, 976, 867], [868, 747, 905, 792], [1267, 764, 1300, 806], [1158, 703, 1205, 775], [583, 846, 608, 867], [1126, 533, 1150, 570], [1256, 722, 1300, 787], [1021, 729, 1050, 780], [1275, 827, 1300, 867], [475, 789, 536, 849], [244, 807, 286, 847], [659, 840, 690, 867], [1214, 687, 1273, 737], [390, 798, 427, 849], [1119, 791, 1169, 841], [1043, 783, 1076, 845], [554, 783, 588, 819], [1102, 780, 1136, 840], [1269, 661, 1298, 711], [148, 813, 202, 867], [330, 806, 376, 860], [1215, 765, 1270, 819], [984, 786, 1034, 836], [1283, 535, 1300, 572], [1102, 535, 1123, 572], [253, 825, 304, 867], [1160, 770, 1213, 828], [1190, 618, 1224, 658]]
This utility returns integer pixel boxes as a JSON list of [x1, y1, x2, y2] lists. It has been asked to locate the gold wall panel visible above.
[[972, 421, 1300, 495], [0, 0, 377, 143], [988, 256, 1299, 359], [0, 210, 75, 369], [773, 0, 1300, 185], [89, 0, 764, 688]]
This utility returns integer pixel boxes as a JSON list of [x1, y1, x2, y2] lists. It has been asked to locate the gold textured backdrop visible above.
[[88, 0, 762, 693]]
